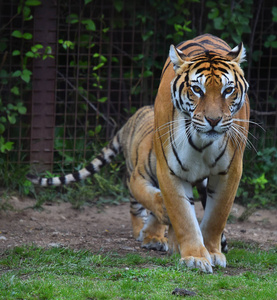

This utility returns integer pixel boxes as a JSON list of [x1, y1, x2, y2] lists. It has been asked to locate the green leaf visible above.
[[67, 14, 79, 24], [17, 103, 27, 114], [0, 141, 14, 153], [142, 70, 153, 78], [25, 51, 35, 57], [214, 17, 224, 30], [25, 0, 42, 6], [31, 44, 43, 52], [208, 8, 219, 19], [12, 50, 21, 56], [22, 33, 33, 40], [12, 70, 22, 77], [114, 0, 124, 12], [0, 124, 5, 134], [23, 6, 31, 20], [11, 30, 22, 38], [206, 1, 217, 8], [8, 114, 17, 124], [7, 103, 15, 110], [0, 41, 7, 52], [142, 30, 153, 41], [21, 69, 32, 83], [18, 106, 27, 114], [85, 0, 93, 4], [272, 6, 277, 21], [81, 19, 96, 31], [93, 62, 104, 71], [98, 97, 108, 103], [11, 86, 20, 95], [95, 125, 102, 134]]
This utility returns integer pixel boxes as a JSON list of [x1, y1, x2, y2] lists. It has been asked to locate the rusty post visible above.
[[29, 0, 57, 171]]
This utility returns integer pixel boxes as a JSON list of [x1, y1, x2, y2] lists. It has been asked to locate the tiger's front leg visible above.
[[157, 162, 213, 273], [200, 162, 242, 267]]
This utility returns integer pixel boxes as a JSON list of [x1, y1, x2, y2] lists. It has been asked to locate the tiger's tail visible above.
[[26, 130, 122, 187]]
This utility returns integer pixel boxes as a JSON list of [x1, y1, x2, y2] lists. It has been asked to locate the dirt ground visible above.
[[0, 197, 276, 256]]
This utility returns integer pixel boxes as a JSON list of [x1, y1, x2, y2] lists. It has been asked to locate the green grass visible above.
[[0, 243, 276, 299]]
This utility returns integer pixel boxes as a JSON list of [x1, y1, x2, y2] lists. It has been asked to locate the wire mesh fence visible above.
[[0, 0, 276, 173]]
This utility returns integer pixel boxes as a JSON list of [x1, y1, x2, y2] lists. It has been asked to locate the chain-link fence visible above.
[[0, 0, 276, 173]]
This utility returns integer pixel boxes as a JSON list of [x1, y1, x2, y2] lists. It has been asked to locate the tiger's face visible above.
[[170, 45, 249, 141]]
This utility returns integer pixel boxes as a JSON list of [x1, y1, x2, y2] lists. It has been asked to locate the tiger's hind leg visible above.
[[128, 169, 169, 251], [141, 213, 168, 252], [130, 195, 168, 251], [129, 195, 148, 241]]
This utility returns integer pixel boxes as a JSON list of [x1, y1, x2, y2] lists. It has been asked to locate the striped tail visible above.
[[27, 131, 122, 187]]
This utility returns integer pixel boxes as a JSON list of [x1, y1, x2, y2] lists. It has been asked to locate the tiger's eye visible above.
[[224, 87, 233, 95], [192, 86, 201, 93]]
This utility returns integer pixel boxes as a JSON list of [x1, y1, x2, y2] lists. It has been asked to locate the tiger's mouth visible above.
[[192, 124, 229, 141]]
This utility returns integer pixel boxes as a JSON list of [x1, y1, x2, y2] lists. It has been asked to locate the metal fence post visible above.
[[29, 0, 57, 172]]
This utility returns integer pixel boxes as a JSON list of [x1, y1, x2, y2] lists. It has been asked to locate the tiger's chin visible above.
[[204, 130, 224, 140], [196, 129, 226, 143]]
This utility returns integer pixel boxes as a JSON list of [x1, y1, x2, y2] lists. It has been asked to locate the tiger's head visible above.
[[169, 44, 249, 141]]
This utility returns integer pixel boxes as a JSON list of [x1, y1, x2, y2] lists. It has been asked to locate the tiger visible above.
[[27, 33, 250, 273]]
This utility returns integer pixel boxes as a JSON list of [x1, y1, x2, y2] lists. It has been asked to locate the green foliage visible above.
[[0, 0, 53, 154], [206, 0, 252, 45], [237, 147, 277, 208], [0, 157, 35, 197]]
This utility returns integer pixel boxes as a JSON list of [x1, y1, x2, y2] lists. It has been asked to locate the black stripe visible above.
[[109, 141, 119, 155], [144, 162, 159, 188], [215, 67, 229, 74], [195, 67, 210, 75], [188, 135, 211, 152], [96, 154, 106, 166], [161, 61, 171, 79], [39, 177, 43, 185], [135, 126, 154, 167], [188, 197, 195, 205], [218, 147, 238, 175], [147, 148, 159, 188], [85, 163, 95, 174], [138, 169, 146, 180], [157, 119, 175, 175], [172, 75, 181, 95], [178, 81, 185, 102], [180, 42, 206, 52], [131, 205, 146, 216], [211, 138, 229, 167], [198, 39, 230, 52], [191, 60, 209, 70], [72, 172, 81, 181], [59, 176, 66, 185], [170, 130, 189, 172], [207, 188, 215, 195], [47, 178, 53, 186]]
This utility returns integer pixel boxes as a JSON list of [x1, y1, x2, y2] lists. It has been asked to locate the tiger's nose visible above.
[[205, 116, 222, 127]]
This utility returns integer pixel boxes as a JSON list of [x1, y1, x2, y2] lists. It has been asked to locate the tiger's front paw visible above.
[[209, 251, 226, 268], [180, 256, 213, 274]]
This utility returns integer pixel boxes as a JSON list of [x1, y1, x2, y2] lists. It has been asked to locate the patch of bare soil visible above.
[[0, 197, 276, 257]]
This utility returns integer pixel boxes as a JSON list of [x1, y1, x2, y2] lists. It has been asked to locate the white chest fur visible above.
[[166, 125, 230, 183]]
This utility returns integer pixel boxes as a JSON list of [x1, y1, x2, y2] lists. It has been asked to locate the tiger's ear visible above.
[[227, 42, 246, 64], [169, 45, 187, 72]]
